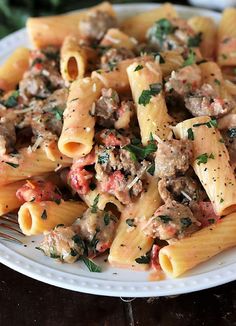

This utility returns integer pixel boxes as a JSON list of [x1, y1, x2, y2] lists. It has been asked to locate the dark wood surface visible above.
[[1, 1, 234, 325], [1, 263, 236, 326]]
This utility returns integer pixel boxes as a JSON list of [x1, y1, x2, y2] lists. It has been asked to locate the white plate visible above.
[[0, 3, 235, 298]]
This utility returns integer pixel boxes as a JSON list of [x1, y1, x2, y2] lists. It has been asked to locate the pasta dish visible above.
[[0, 2, 236, 279]]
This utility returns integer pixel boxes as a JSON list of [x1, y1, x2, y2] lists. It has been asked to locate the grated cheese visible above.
[[104, 34, 120, 44], [181, 191, 192, 201], [127, 165, 148, 190], [152, 133, 163, 143], [92, 83, 97, 93], [54, 164, 62, 172], [31, 136, 43, 152], [145, 62, 160, 77]]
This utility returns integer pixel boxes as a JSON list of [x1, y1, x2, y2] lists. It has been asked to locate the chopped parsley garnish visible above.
[[4, 90, 19, 108], [193, 118, 217, 128], [214, 79, 221, 86], [208, 219, 215, 224], [188, 32, 202, 47], [196, 153, 215, 165], [134, 64, 143, 72], [41, 209, 47, 220], [50, 252, 60, 259], [183, 49, 196, 67], [158, 215, 172, 223], [187, 128, 194, 140], [220, 198, 224, 203], [147, 163, 155, 175], [108, 61, 117, 71], [126, 218, 136, 227], [180, 217, 192, 228], [91, 194, 100, 214], [82, 257, 101, 273], [222, 54, 228, 59], [135, 251, 151, 264], [97, 151, 109, 164], [227, 128, 236, 138], [54, 198, 61, 205], [104, 212, 111, 226], [219, 138, 225, 143], [148, 18, 174, 45], [124, 139, 157, 161], [138, 83, 162, 106], [52, 107, 63, 121], [5, 162, 19, 168]]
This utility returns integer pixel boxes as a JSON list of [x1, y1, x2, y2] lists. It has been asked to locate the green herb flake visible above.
[[82, 257, 102, 273], [214, 79, 221, 86], [187, 128, 194, 140], [97, 151, 109, 164], [124, 140, 157, 161], [183, 49, 196, 67], [148, 18, 174, 45], [219, 138, 225, 143], [4, 90, 19, 108], [138, 83, 162, 106], [134, 64, 143, 72], [91, 194, 100, 214], [52, 107, 63, 121], [158, 215, 172, 223], [193, 118, 218, 129], [222, 54, 228, 59], [126, 218, 136, 227], [135, 251, 151, 264], [220, 198, 224, 203], [196, 153, 215, 165], [41, 209, 47, 220], [108, 61, 117, 71], [208, 218, 215, 224], [50, 252, 60, 259], [5, 162, 19, 168], [147, 163, 155, 175], [180, 217, 192, 228], [104, 212, 110, 226], [227, 128, 236, 138], [54, 198, 61, 205], [188, 32, 202, 47]]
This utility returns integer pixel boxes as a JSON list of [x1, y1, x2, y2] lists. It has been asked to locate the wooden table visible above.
[[0, 263, 236, 325]]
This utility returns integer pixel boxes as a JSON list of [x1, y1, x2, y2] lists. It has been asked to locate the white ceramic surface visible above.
[[0, 4, 235, 298]]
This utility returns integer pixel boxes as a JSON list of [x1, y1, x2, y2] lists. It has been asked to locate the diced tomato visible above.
[[198, 201, 220, 227], [97, 129, 130, 147], [34, 62, 43, 71], [74, 151, 95, 169], [68, 168, 93, 195], [16, 180, 62, 203], [68, 152, 95, 195], [150, 244, 161, 271], [100, 171, 125, 193]]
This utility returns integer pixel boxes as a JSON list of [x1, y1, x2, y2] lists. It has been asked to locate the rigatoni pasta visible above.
[[159, 212, 236, 277], [18, 200, 86, 235]]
